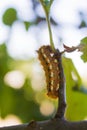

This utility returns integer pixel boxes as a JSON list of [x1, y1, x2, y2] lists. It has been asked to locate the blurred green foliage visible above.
[[62, 57, 87, 120], [0, 44, 52, 122], [79, 37, 87, 62], [2, 8, 17, 26], [1, 0, 87, 123]]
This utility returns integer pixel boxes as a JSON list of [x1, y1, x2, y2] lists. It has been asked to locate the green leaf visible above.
[[2, 8, 17, 26], [62, 57, 87, 121], [39, 0, 54, 14], [43, 0, 50, 5], [81, 37, 87, 43], [24, 21, 31, 31], [39, 0, 53, 19], [79, 20, 86, 28], [78, 37, 87, 62], [62, 57, 82, 88]]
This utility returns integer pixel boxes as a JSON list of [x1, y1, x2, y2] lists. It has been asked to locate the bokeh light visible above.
[[4, 70, 25, 89], [0, 115, 22, 127], [31, 62, 46, 91], [40, 100, 55, 116]]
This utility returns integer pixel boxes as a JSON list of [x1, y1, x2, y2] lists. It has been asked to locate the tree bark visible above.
[[54, 50, 66, 118], [0, 119, 87, 130]]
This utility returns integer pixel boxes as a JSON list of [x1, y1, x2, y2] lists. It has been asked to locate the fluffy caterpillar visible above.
[[37, 45, 60, 98]]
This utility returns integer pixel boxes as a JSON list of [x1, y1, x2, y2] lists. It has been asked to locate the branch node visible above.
[[26, 120, 39, 130]]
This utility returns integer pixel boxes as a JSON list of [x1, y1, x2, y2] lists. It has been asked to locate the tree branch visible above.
[[1, 119, 87, 130], [54, 49, 66, 119]]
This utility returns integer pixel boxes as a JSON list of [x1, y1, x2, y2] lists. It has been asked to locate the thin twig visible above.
[[55, 49, 66, 119], [61, 44, 78, 54]]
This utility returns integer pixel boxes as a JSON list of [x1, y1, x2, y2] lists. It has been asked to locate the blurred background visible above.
[[0, 0, 87, 127]]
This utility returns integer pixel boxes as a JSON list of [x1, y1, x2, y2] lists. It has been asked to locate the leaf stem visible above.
[[39, 0, 55, 51], [46, 12, 55, 50]]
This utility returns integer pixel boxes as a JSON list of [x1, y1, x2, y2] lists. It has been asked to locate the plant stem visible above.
[[39, 0, 55, 51], [46, 12, 55, 50]]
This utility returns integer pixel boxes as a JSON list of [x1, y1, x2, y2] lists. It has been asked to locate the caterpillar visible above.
[[37, 45, 60, 98]]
